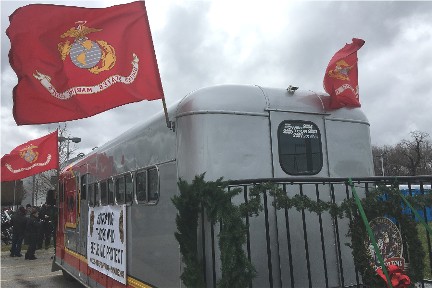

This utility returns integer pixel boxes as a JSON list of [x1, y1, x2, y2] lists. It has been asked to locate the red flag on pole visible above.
[[323, 38, 365, 109], [7, 1, 164, 125], [1, 131, 59, 182]]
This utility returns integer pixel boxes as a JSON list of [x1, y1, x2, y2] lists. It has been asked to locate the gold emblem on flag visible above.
[[328, 60, 353, 81], [58, 21, 116, 74], [19, 145, 39, 163]]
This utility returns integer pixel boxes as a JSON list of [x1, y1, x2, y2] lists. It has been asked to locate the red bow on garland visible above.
[[377, 265, 411, 288]]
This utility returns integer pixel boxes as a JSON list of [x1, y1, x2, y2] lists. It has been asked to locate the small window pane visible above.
[[94, 183, 100, 206], [125, 174, 133, 204], [278, 120, 323, 175], [100, 181, 108, 205], [116, 177, 125, 204], [148, 168, 159, 202], [88, 182, 94, 206], [81, 174, 87, 200], [135, 171, 147, 203], [68, 195, 74, 211], [108, 179, 114, 205]]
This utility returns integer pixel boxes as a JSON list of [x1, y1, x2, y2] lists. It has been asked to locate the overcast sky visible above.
[[1, 0, 432, 158]]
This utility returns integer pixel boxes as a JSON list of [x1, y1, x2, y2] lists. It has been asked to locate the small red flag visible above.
[[1, 131, 59, 182], [7, 1, 163, 125], [323, 38, 365, 109]]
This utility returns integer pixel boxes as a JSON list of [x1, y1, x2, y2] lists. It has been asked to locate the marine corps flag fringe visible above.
[[7, 1, 166, 125], [323, 38, 365, 109], [1, 131, 59, 182]]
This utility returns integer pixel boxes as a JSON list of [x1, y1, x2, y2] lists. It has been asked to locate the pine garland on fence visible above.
[[173, 176, 431, 287], [172, 174, 257, 288]]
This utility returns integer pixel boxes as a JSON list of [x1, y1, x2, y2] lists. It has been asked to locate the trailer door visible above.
[[266, 111, 344, 287]]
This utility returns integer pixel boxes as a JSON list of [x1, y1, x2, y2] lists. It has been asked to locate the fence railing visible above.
[[199, 176, 432, 288]]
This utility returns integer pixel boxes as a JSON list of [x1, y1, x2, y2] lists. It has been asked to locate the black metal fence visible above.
[[200, 176, 432, 288]]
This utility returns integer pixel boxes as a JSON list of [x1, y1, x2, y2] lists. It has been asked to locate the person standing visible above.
[[39, 203, 53, 249], [10, 206, 27, 257], [25, 208, 40, 260]]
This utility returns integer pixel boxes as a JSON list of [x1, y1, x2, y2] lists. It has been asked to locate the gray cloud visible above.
[[2, 1, 432, 157]]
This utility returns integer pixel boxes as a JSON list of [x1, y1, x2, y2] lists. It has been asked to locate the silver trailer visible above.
[[57, 84, 374, 287]]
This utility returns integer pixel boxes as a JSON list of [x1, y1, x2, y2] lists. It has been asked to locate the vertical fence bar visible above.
[[274, 184, 283, 288], [210, 220, 216, 288], [420, 181, 427, 288], [344, 183, 361, 286], [316, 183, 329, 288], [299, 184, 312, 288], [243, 185, 253, 288], [201, 205, 207, 286], [420, 182, 432, 278], [263, 189, 274, 288], [330, 183, 345, 287], [283, 183, 295, 288]]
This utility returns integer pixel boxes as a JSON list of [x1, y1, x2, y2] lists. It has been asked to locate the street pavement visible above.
[[1, 246, 83, 288], [2, 245, 431, 288]]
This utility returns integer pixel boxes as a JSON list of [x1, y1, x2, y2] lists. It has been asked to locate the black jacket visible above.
[[11, 212, 27, 238], [25, 215, 41, 240]]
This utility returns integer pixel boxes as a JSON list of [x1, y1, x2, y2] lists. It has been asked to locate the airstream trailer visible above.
[[54, 84, 374, 287]]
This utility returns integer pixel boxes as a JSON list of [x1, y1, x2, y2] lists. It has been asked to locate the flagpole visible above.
[[32, 175, 35, 206], [162, 97, 171, 129], [13, 180, 17, 210]]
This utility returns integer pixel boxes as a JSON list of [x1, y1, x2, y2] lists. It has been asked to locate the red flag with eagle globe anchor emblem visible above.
[[323, 38, 365, 109], [6, 1, 164, 125], [1, 131, 59, 182]]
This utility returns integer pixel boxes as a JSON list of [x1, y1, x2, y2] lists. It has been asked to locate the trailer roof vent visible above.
[[286, 85, 299, 94]]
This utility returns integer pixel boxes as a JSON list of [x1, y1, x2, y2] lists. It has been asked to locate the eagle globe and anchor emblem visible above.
[[58, 21, 116, 74], [19, 145, 39, 163], [5, 144, 53, 174], [33, 21, 140, 100]]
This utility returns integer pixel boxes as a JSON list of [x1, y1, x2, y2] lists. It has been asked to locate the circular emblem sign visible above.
[[366, 217, 404, 269]]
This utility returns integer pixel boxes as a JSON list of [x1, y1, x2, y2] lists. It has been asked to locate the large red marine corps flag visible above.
[[7, 1, 164, 125], [1, 131, 59, 182], [323, 38, 365, 109]]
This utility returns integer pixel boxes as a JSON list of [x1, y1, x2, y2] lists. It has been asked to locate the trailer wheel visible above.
[[62, 269, 75, 281]]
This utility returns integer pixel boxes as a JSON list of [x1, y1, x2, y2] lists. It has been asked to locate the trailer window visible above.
[[135, 167, 159, 204], [125, 173, 133, 204], [148, 168, 159, 203], [278, 120, 323, 175], [88, 182, 94, 206], [80, 174, 87, 200], [116, 177, 125, 204], [94, 183, 100, 206], [67, 195, 74, 211], [135, 171, 147, 203], [100, 181, 108, 205], [108, 178, 114, 205]]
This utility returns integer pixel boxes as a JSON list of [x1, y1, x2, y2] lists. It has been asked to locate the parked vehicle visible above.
[[53, 84, 374, 287]]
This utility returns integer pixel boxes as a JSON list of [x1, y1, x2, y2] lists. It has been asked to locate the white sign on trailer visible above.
[[87, 205, 127, 284]]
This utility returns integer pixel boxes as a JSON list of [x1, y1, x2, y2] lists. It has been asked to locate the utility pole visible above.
[[58, 136, 81, 161]]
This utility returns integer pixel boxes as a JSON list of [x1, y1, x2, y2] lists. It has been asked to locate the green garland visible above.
[[173, 176, 431, 287], [172, 174, 258, 288]]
